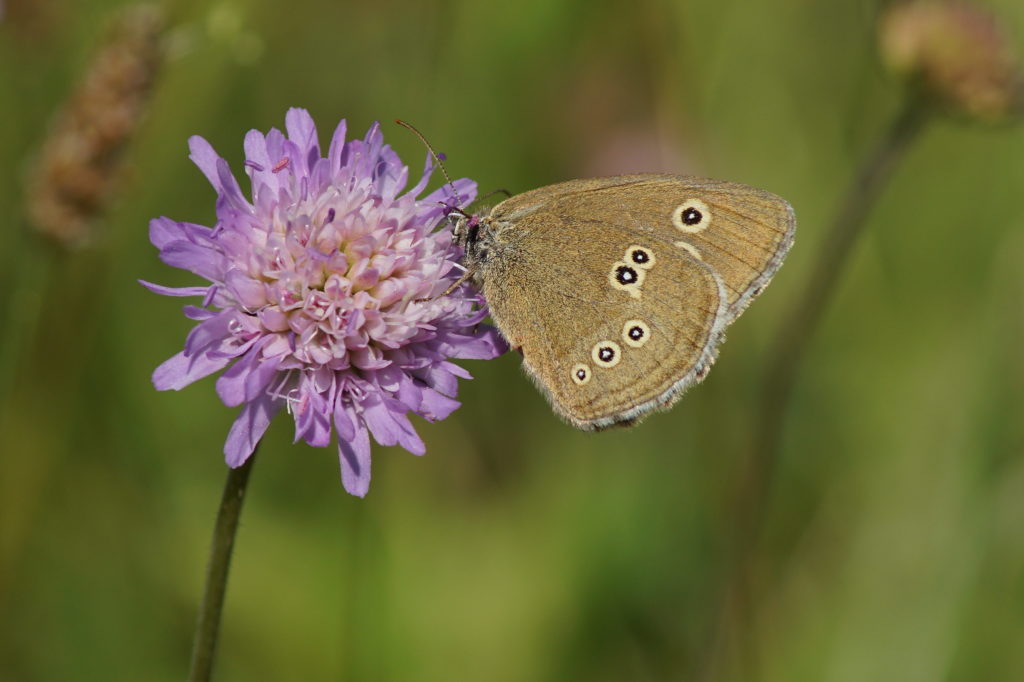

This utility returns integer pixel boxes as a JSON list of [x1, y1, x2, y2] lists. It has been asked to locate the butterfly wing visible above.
[[479, 175, 794, 430], [492, 175, 795, 319]]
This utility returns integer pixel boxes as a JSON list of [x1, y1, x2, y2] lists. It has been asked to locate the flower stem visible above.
[[701, 97, 930, 680], [741, 97, 929, 532], [188, 454, 257, 682]]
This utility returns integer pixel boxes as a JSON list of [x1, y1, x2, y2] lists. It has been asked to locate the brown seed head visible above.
[[26, 4, 165, 248]]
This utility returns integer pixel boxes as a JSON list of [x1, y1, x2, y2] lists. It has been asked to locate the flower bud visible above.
[[879, 0, 1023, 122]]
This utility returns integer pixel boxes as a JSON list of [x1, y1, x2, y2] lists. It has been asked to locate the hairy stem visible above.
[[188, 454, 257, 682]]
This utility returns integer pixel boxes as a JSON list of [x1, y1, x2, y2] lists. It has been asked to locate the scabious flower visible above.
[[143, 109, 505, 496]]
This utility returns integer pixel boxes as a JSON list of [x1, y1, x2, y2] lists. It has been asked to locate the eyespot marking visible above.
[[592, 341, 622, 368], [571, 363, 592, 385], [626, 245, 655, 270], [608, 261, 645, 298], [622, 319, 651, 348], [672, 198, 711, 234], [614, 264, 640, 285], [674, 240, 703, 260]]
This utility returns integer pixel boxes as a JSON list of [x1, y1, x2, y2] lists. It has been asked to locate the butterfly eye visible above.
[[608, 261, 645, 297], [622, 319, 651, 348], [672, 199, 711, 234], [626, 246, 656, 270], [571, 363, 592, 385], [591, 341, 622, 368]]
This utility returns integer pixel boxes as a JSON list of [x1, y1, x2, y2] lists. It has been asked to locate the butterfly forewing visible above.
[[504, 175, 795, 319]]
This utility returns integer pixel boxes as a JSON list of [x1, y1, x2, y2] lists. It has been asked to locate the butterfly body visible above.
[[453, 174, 795, 430]]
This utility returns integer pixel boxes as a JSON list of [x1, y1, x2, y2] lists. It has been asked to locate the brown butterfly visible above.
[[451, 174, 795, 430]]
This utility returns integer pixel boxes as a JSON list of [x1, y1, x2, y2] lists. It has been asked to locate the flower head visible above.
[[879, 0, 1023, 123], [144, 109, 505, 496]]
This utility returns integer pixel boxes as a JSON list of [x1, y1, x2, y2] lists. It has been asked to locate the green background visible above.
[[2, 1, 1023, 680]]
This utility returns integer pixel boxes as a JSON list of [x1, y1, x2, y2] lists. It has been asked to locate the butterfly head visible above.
[[391, 120, 497, 271], [447, 205, 494, 268]]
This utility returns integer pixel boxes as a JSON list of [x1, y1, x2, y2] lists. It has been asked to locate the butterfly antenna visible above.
[[478, 188, 512, 202], [394, 119, 463, 208]]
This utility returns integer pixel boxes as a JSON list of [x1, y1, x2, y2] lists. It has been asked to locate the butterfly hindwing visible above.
[[481, 197, 727, 429], [472, 174, 795, 429]]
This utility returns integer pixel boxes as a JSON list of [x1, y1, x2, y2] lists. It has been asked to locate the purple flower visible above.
[[143, 109, 505, 496]]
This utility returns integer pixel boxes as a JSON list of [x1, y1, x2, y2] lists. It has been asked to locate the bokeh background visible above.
[[2, 1, 1023, 680]]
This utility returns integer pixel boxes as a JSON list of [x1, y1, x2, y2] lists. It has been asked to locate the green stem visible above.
[[188, 454, 257, 682], [701, 98, 931, 681], [741, 98, 929, 530]]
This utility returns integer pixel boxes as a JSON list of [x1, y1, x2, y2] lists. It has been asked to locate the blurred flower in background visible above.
[[26, 3, 165, 247], [879, 0, 1023, 122], [144, 109, 505, 496]]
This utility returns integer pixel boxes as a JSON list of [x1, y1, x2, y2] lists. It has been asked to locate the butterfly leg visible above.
[[415, 268, 476, 303]]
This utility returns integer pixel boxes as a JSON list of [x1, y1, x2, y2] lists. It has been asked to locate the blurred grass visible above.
[[2, 1, 1023, 681]]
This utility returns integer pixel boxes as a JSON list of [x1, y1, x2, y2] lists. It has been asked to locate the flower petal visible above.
[[295, 388, 332, 447], [138, 280, 209, 298], [338, 422, 371, 497], [149, 217, 213, 250], [334, 398, 356, 442], [183, 309, 237, 358], [215, 157, 253, 214], [187, 135, 223, 190], [224, 395, 280, 467], [327, 119, 348, 174], [215, 341, 281, 407], [243, 128, 280, 197], [362, 392, 425, 455], [158, 240, 225, 282], [152, 350, 232, 391], [285, 107, 319, 175], [442, 327, 508, 359], [418, 388, 461, 422], [223, 269, 267, 308]]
